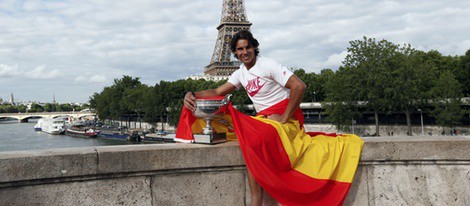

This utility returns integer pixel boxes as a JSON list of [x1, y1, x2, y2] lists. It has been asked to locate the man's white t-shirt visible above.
[[228, 57, 294, 113]]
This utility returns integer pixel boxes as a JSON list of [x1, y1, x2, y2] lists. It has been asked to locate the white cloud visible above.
[[90, 75, 106, 83], [28, 65, 62, 80], [322, 51, 348, 70], [0, 64, 62, 79], [75, 74, 107, 83], [74, 76, 87, 82], [0, 64, 21, 77]]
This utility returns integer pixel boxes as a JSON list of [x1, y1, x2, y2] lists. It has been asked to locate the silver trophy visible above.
[[192, 94, 232, 144]]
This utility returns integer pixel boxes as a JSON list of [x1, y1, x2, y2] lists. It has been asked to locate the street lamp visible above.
[[351, 119, 356, 134], [418, 109, 424, 135], [313, 91, 316, 102]]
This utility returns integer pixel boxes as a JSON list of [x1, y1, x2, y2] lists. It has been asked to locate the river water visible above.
[[0, 119, 155, 152]]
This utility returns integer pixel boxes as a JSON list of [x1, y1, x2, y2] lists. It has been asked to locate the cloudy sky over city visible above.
[[1, 0, 469, 103]]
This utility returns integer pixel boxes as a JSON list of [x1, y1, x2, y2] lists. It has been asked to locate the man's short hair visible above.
[[230, 30, 260, 59]]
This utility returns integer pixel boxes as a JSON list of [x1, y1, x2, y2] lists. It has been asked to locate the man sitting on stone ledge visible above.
[[176, 30, 364, 206]]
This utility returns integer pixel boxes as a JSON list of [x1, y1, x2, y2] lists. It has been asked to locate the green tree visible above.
[[73, 104, 85, 112], [90, 89, 112, 120], [315, 69, 335, 103], [323, 67, 361, 132], [167, 99, 184, 127], [457, 49, 470, 96], [3, 104, 18, 113], [142, 82, 163, 126], [124, 84, 150, 128], [17, 105, 27, 113], [295, 68, 320, 102], [390, 49, 438, 135], [43, 103, 54, 112], [59, 104, 74, 112], [424, 50, 460, 74], [429, 70, 465, 130], [30, 103, 44, 113], [342, 36, 399, 135], [89, 75, 143, 125], [114, 76, 142, 126]]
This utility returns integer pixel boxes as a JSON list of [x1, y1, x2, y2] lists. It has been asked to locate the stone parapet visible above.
[[360, 136, 470, 161], [344, 136, 470, 206], [0, 136, 469, 205]]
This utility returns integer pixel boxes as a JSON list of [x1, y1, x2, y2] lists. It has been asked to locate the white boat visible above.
[[34, 119, 43, 131], [40, 118, 66, 135]]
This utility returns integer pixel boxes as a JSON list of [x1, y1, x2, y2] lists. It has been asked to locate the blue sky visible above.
[[1, 0, 469, 103]]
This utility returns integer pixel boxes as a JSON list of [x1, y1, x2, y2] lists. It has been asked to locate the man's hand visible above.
[[183, 92, 196, 111], [267, 114, 287, 124]]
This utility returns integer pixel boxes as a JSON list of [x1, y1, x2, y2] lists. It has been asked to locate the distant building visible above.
[[187, 74, 229, 82], [9, 93, 14, 105], [26, 102, 33, 110]]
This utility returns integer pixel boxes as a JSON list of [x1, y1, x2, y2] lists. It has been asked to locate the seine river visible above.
[[0, 119, 153, 152]]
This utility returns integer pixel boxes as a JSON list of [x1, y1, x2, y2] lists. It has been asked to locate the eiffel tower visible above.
[[204, 0, 252, 76]]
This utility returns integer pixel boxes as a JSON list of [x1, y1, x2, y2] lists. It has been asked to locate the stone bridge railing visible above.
[[0, 136, 469, 205]]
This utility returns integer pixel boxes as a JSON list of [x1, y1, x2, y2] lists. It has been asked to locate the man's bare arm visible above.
[[268, 75, 306, 123]]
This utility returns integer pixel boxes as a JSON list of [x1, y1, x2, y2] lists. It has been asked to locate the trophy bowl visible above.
[[193, 99, 226, 135]]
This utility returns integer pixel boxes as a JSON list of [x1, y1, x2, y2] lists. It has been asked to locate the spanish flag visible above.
[[175, 98, 364, 206], [174, 96, 237, 143]]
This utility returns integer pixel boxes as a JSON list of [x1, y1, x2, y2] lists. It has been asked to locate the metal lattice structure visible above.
[[205, 0, 252, 76]]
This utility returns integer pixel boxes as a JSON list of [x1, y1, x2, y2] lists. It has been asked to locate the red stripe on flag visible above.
[[175, 107, 198, 142], [257, 98, 305, 126]]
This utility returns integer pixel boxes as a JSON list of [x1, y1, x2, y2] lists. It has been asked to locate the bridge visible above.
[[0, 111, 96, 123]]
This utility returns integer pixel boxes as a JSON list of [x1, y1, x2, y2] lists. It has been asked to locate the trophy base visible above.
[[193, 133, 227, 144]]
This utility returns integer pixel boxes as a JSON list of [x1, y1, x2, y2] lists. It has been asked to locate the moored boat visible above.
[[127, 131, 142, 142], [34, 119, 43, 131], [35, 118, 66, 134], [98, 130, 129, 140], [96, 124, 129, 140], [65, 123, 99, 138]]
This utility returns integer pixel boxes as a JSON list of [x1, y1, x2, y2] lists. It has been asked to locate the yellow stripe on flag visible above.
[[190, 119, 205, 134], [254, 116, 363, 183], [191, 115, 238, 141]]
